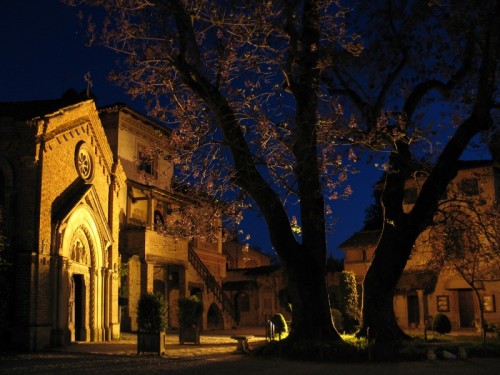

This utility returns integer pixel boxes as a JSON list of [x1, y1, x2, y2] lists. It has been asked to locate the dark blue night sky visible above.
[[0, 1, 404, 259]]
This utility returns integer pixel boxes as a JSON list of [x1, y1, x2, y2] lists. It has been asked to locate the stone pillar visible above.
[[147, 196, 154, 230], [417, 289, 425, 328], [102, 267, 110, 340], [50, 255, 69, 347], [110, 269, 121, 340], [85, 272, 92, 342]]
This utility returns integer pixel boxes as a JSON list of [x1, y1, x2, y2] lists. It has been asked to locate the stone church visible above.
[[0, 92, 124, 350], [0, 91, 286, 351]]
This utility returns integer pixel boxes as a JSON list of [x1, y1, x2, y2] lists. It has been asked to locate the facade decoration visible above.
[[75, 142, 94, 182]]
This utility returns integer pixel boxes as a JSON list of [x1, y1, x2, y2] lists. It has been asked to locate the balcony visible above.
[[121, 227, 188, 263]]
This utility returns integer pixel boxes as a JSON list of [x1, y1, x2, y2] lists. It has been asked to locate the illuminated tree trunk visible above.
[[358, 4, 499, 356], [361, 226, 415, 359], [284, 248, 340, 341]]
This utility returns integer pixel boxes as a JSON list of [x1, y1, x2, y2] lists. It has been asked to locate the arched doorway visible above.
[[234, 292, 250, 325], [54, 204, 110, 346], [207, 303, 224, 330]]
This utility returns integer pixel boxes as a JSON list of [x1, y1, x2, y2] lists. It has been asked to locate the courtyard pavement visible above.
[[1, 326, 499, 375]]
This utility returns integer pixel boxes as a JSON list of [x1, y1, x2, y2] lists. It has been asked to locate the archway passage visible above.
[[207, 303, 224, 330]]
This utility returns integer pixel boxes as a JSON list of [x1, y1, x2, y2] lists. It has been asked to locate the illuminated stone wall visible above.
[[342, 162, 500, 332], [0, 98, 125, 350]]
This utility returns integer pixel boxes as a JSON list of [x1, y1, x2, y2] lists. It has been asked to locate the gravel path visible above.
[[1, 331, 498, 375], [2, 352, 499, 375]]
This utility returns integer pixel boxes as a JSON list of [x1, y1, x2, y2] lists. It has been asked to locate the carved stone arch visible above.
[[69, 229, 90, 266], [60, 204, 104, 270], [56, 203, 106, 344], [80, 225, 97, 268]]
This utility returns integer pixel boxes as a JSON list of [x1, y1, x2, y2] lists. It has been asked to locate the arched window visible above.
[[154, 210, 165, 231]]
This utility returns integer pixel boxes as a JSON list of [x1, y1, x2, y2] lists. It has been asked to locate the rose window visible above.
[[75, 144, 94, 181]]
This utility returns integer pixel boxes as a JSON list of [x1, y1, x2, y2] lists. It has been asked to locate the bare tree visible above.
[[67, 0, 500, 355], [427, 187, 500, 354], [325, 0, 500, 358], [67, 0, 366, 342]]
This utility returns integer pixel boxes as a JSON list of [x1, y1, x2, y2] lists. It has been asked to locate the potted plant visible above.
[[137, 292, 168, 355], [178, 295, 203, 344]]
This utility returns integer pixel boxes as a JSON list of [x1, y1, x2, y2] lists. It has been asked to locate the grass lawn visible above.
[[398, 332, 500, 360], [256, 331, 499, 362]]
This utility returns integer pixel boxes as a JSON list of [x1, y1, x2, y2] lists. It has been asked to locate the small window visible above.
[[404, 187, 418, 204], [461, 178, 479, 196], [437, 295, 450, 312], [483, 295, 496, 313], [154, 210, 165, 231], [137, 144, 157, 177]]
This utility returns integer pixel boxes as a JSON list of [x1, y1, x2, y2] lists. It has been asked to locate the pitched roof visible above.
[[98, 102, 172, 135], [396, 270, 438, 294], [338, 230, 381, 249], [0, 89, 93, 121]]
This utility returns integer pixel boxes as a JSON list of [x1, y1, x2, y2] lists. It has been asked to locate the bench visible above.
[[230, 335, 253, 353]]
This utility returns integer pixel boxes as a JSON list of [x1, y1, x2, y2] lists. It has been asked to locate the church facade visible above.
[[0, 96, 125, 350], [0, 94, 231, 350], [0, 92, 289, 351]]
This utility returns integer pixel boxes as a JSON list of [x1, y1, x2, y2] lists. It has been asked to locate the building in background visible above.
[[341, 161, 500, 332], [98, 103, 231, 332], [222, 241, 290, 326]]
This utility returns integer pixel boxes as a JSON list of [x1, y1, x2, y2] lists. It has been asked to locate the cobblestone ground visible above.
[[1, 333, 499, 375]]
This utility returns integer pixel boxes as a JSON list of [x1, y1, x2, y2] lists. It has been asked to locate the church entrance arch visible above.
[[54, 204, 109, 345]]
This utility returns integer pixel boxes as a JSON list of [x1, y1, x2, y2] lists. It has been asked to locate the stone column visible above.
[[417, 289, 425, 328], [50, 255, 70, 347], [102, 267, 110, 341], [147, 196, 155, 230], [85, 272, 93, 342]]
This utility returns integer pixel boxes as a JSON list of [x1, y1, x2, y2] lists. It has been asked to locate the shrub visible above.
[[271, 313, 288, 339], [137, 292, 168, 333], [338, 271, 361, 333], [432, 313, 452, 334], [331, 308, 344, 332], [178, 295, 203, 328]]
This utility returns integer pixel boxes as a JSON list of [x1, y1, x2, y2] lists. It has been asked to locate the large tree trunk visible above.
[[358, 5, 498, 352], [285, 248, 341, 341], [360, 225, 417, 359]]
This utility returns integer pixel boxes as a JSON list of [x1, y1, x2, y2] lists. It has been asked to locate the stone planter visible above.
[[179, 326, 200, 345], [137, 331, 166, 355]]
